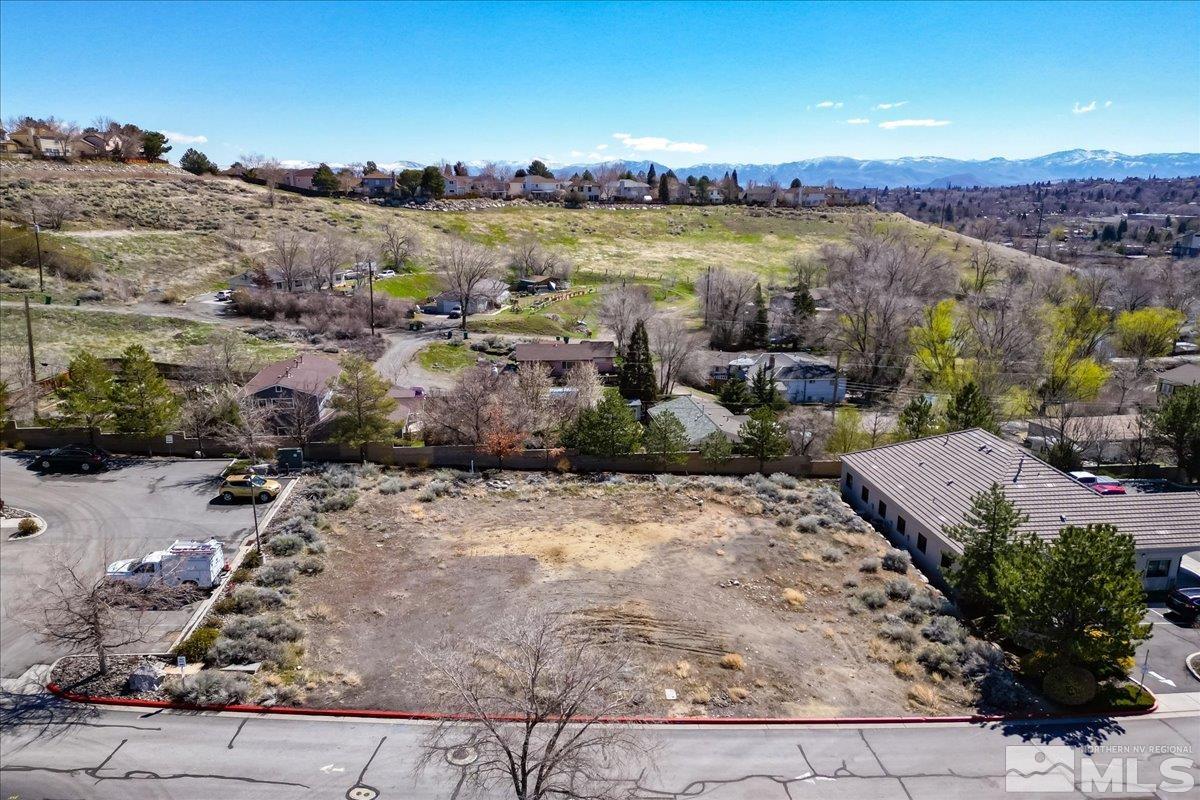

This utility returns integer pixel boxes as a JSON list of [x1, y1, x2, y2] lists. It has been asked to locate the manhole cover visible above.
[[345, 784, 379, 800], [446, 745, 479, 766]]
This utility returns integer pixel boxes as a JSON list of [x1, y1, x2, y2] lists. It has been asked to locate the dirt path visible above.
[[58, 228, 202, 239]]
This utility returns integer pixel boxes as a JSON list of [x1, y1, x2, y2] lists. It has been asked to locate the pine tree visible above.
[[330, 355, 398, 461], [618, 320, 657, 403], [658, 174, 670, 204], [140, 131, 171, 160], [113, 345, 179, 437], [564, 390, 641, 456], [646, 164, 657, 186], [644, 410, 689, 465], [179, 148, 216, 175], [365, 160, 378, 174], [698, 431, 733, 462], [738, 407, 789, 471], [789, 178, 801, 189], [581, 169, 594, 181], [528, 160, 554, 179], [945, 380, 997, 433], [311, 163, 340, 193], [1116, 218, 1128, 240], [944, 483, 1029, 620], [790, 284, 816, 344], [55, 352, 115, 443], [750, 364, 779, 409], [718, 373, 752, 414], [744, 283, 769, 348], [896, 395, 936, 440]]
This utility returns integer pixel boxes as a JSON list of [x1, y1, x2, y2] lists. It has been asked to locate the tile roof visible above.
[[513, 340, 616, 362], [242, 353, 342, 399], [1158, 363, 1200, 387], [841, 428, 1199, 553]]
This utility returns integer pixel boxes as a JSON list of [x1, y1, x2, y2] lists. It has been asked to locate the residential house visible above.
[[7, 127, 71, 159], [648, 395, 746, 446], [507, 174, 563, 199], [241, 353, 342, 435], [742, 185, 780, 206], [841, 428, 1200, 591], [1026, 414, 1147, 464], [228, 267, 319, 293], [512, 340, 617, 376], [567, 178, 603, 201], [426, 278, 510, 315], [517, 275, 557, 294], [605, 178, 652, 202], [360, 171, 396, 197], [705, 186, 725, 204], [387, 386, 426, 435], [280, 168, 318, 191], [1172, 231, 1200, 258], [442, 174, 472, 196], [1157, 363, 1200, 397], [712, 353, 845, 404], [470, 175, 507, 198]]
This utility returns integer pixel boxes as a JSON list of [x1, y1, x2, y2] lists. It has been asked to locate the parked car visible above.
[[219, 474, 281, 504], [376, 269, 396, 279], [1091, 482, 1127, 495], [1173, 341, 1198, 355], [215, 290, 232, 302], [1068, 470, 1098, 484], [1166, 587, 1200, 621], [447, 311, 462, 319], [36, 445, 112, 473], [106, 539, 226, 589]]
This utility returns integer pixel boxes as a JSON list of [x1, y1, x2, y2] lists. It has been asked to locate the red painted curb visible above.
[[45, 682, 1158, 726]]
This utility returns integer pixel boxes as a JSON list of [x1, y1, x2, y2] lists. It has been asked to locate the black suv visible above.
[[36, 445, 113, 473], [1166, 587, 1200, 622]]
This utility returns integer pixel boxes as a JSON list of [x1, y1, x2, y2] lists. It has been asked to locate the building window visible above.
[[860, 486, 870, 503], [940, 552, 955, 570], [878, 501, 888, 519], [845, 472, 853, 488], [1145, 559, 1171, 578], [897, 515, 906, 535], [917, 533, 927, 553]]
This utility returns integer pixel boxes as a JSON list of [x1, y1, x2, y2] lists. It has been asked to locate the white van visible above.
[[106, 539, 226, 589]]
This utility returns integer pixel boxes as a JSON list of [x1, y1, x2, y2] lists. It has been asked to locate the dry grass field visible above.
[[293, 470, 998, 718]]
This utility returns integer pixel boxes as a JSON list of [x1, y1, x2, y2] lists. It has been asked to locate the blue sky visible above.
[[2, 1, 1197, 168]]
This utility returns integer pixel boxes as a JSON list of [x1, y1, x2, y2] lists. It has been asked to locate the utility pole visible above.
[[368, 258, 376, 336], [23, 295, 36, 382], [1031, 188, 1045, 257], [703, 265, 712, 327], [31, 204, 45, 292], [831, 350, 842, 423]]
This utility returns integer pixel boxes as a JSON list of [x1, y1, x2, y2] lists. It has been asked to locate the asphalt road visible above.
[[0, 703, 1196, 799], [1138, 555, 1200, 692], [0, 455, 270, 678]]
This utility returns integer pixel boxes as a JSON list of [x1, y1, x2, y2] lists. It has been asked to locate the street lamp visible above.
[[249, 473, 266, 553]]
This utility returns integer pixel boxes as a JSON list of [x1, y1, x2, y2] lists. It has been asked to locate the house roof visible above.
[[242, 353, 342, 399], [519, 274, 553, 283], [1158, 363, 1200, 387], [729, 352, 836, 379], [513, 340, 616, 362], [361, 171, 394, 180], [841, 428, 1199, 553], [433, 278, 509, 303], [648, 395, 745, 444]]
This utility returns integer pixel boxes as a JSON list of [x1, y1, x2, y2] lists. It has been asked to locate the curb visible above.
[[1187, 652, 1200, 683], [3, 511, 48, 541], [169, 477, 301, 650], [44, 681, 1158, 727]]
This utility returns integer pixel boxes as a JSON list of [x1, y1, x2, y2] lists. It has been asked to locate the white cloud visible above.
[[1072, 100, 1098, 115], [846, 118, 871, 125], [873, 101, 909, 110], [162, 130, 207, 145], [878, 119, 951, 129], [1104, 100, 1113, 108], [279, 159, 314, 168], [569, 150, 583, 157], [814, 100, 843, 109], [612, 132, 707, 154], [596, 143, 609, 151]]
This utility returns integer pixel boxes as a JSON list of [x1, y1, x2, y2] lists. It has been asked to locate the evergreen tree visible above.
[[744, 283, 769, 348], [1002, 524, 1149, 677], [330, 355, 398, 461], [179, 148, 216, 175], [55, 352, 115, 443], [895, 394, 936, 440], [944, 484, 1030, 621], [658, 174, 670, 204], [581, 169, 594, 181], [750, 364, 780, 409], [698, 431, 733, 462], [365, 160, 378, 174], [718, 373, 752, 414], [644, 410, 689, 465], [140, 130, 171, 160], [738, 407, 789, 471], [420, 165, 446, 197], [945, 380, 997, 433], [112, 345, 178, 436], [1146, 386, 1200, 483], [564, 390, 641, 456], [731, 169, 739, 188], [311, 163, 340, 193], [527, 160, 554, 178], [618, 320, 657, 402], [1116, 218, 1128, 239], [789, 178, 801, 188], [646, 164, 657, 186], [789, 284, 816, 343], [453, 161, 469, 176]]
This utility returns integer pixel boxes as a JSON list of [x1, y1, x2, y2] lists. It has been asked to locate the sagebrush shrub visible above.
[[230, 586, 284, 613], [921, 615, 967, 646], [254, 562, 295, 588], [221, 613, 302, 643], [210, 634, 285, 667], [885, 578, 914, 601], [916, 643, 960, 676], [880, 621, 918, 646], [882, 549, 911, 573], [859, 557, 881, 573], [167, 671, 250, 705], [266, 533, 304, 557], [858, 588, 887, 609]]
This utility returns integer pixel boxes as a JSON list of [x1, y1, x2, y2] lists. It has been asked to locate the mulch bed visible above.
[[50, 654, 172, 700]]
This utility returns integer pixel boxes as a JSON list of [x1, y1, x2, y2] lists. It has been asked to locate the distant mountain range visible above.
[[365, 149, 1199, 189]]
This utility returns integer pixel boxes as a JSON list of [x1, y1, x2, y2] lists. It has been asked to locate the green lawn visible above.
[[416, 341, 480, 372], [468, 312, 582, 338], [376, 271, 442, 301]]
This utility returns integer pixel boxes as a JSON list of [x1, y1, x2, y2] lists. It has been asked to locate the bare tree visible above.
[[697, 267, 757, 349], [961, 247, 1002, 295], [436, 240, 500, 332], [598, 285, 653, 351], [548, 363, 603, 433], [781, 406, 832, 456], [218, 394, 276, 458], [308, 229, 349, 290], [179, 384, 239, 453], [190, 328, 251, 386], [241, 153, 283, 207], [508, 237, 572, 282], [267, 231, 307, 292], [649, 317, 699, 396], [416, 611, 648, 800], [422, 364, 507, 446], [21, 551, 167, 675], [380, 223, 421, 270], [28, 194, 79, 230], [788, 252, 825, 290], [283, 378, 331, 456]]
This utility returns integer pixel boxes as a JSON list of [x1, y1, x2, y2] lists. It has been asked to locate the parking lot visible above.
[[1137, 553, 1200, 692], [0, 453, 281, 678]]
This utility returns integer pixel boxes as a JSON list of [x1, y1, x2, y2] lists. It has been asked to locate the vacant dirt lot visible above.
[[296, 471, 983, 718]]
